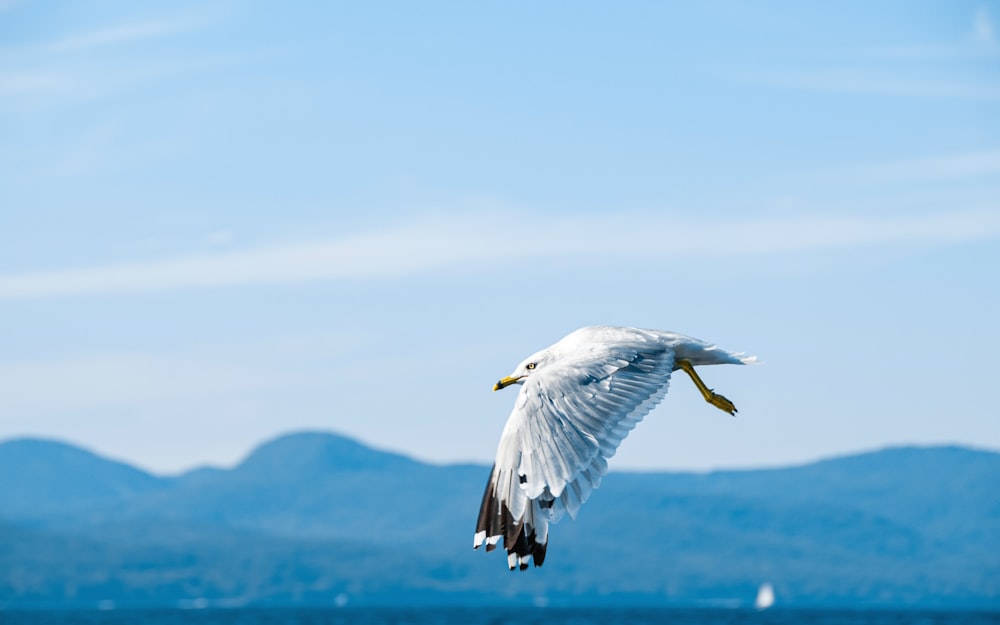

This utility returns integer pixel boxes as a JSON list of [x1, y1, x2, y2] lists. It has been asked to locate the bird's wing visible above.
[[474, 343, 676, 569]]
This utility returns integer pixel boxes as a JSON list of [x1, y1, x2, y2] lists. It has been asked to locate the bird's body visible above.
[[474, 325, 755, 570]]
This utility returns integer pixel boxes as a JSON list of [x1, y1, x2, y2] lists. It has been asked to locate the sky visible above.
[[1, 1, 999, 475]]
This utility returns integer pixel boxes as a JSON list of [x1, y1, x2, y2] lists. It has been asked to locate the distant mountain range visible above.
[[1, 432, 997, 609]]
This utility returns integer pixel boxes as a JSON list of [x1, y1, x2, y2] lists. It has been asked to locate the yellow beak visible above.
[[493, 376, 522, 391]]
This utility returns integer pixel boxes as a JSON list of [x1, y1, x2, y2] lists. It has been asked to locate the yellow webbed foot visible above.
[[677, 359, 739, 416], [706, 391, 737, 416]]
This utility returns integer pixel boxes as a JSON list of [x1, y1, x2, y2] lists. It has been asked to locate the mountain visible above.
[[0, 438, 165, 521], [0, 432, 997, 609]]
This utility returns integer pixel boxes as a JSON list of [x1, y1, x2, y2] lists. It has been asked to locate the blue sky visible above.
[[2, 1, 999, 474]]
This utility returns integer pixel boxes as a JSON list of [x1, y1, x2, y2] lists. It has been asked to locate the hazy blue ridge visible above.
[[1, 432, 997, 609], [0, 438, 166, 520]]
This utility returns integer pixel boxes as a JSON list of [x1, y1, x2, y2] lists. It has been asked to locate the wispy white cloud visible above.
[[1, 209, 998, 300], [44, 19, 195, 53], [0, 331, 369, 419], [0, 0, 27, 13], [974, 6, 995, 45], [0, 353, 287, 417], [0, 14, 209, 64], [742, 70, 1000, 100], [744, 7, 1000, 98], [0, 11, 232, 109], [204, 230, 235, 247], [819, 149, 1000, 184], [0, 71, 72, 96], [871, 43, 999, 61], [40, 122, 121, 177]]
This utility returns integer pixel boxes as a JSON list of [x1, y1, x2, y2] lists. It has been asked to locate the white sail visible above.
[[755, 582, 775, 610]]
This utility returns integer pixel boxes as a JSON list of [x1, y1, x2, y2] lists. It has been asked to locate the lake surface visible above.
[[0, 608, 996, 625]]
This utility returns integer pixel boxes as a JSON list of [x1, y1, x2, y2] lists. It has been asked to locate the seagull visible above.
[[474, 325, 756, 570]]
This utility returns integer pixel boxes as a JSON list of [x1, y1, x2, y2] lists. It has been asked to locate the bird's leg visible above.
[[677, 359, 738, 416]]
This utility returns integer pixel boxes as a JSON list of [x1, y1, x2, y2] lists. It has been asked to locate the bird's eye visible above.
[[526, 362, 536, 370]]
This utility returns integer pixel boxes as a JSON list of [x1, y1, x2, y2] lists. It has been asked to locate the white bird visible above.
[[474, 325, 756, 570]]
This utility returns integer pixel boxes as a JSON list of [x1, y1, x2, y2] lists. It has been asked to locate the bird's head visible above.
[[493, 351, 548, 391]]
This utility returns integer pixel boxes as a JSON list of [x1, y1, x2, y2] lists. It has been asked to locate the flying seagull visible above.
[[474, 325, 755, 570]]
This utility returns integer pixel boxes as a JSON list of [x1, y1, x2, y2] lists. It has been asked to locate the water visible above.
[[0, 608, 996, 625]]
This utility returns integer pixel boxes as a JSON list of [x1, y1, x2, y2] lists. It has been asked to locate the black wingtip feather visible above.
[[475, 465, 549, 571]]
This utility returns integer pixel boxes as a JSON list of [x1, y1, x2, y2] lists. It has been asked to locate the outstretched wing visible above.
[[474, 343, 676, 570]]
